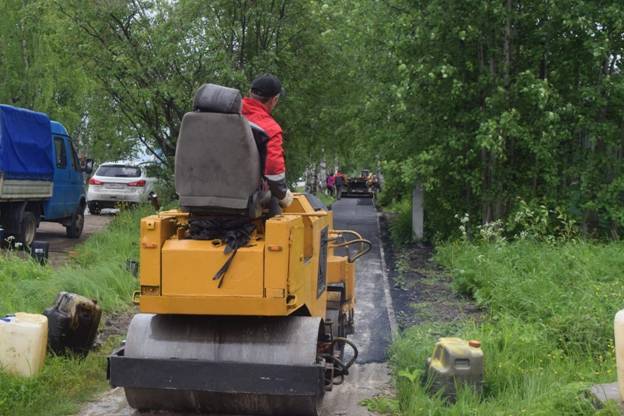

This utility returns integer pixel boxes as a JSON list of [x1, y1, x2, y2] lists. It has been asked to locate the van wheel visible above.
[[66, 207, 85, 239], [17, 211, 37, 246]]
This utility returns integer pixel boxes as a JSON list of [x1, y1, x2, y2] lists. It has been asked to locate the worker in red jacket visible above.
[[241, 74, 293, 209]]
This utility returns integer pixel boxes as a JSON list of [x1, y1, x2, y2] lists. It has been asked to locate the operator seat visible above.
[[175, 83, 266, 218]]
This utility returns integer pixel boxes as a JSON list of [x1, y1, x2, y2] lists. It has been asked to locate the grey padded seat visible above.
[[175, 84, 260, 213]]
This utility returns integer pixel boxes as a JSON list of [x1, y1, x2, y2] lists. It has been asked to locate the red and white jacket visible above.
[[241, 97, 287, 199]]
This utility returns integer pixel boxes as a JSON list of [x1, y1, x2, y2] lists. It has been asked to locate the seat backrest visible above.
[[175, 84, 260, 213]]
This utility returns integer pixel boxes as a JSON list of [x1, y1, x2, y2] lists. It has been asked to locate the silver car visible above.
[[87, 163, 156, 214]]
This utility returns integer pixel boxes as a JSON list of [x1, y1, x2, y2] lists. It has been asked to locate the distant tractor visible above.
[[343, 169, 376, 199]]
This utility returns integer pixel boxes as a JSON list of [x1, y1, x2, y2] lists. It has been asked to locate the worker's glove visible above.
[[279, 190, 294, 208]]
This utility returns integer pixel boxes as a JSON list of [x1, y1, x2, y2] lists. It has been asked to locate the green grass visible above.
[[0, 206, 151, 415], [438, 240, 624, 355], [293, 186, 336, 208], [317, 191, 335, 207], [0, 207, 149, 314], [0, 337, 121, 416], [380, 240, 624, 415], [387, 198, 413, 246]]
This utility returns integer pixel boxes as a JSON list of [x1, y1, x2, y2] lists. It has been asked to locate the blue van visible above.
[[0, 105, 93, 245]]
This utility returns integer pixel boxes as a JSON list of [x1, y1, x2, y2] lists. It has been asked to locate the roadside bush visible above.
[[506, 199, 579, 241], [454, 199, 580, 244], [377, 160, 412, 208], [153, 171, 177, 204], [389, 198, 413, 246]]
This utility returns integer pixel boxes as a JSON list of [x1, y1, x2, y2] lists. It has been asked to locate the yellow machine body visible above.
[[137, 195, 357, 320]]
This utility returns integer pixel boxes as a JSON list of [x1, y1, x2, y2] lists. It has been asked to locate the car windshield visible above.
[[95, 165, 141, 178]]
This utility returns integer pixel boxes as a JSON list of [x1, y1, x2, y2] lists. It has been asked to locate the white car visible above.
[[87, 163, 156, 214]]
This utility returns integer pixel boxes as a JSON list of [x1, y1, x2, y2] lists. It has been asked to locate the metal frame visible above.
[[108, 347, 325, 397], [317, 227, 328, 298], [330, 230, 372, 263]]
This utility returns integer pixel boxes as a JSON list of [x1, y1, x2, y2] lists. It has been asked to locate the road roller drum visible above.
[[110, 314, 324, 415]]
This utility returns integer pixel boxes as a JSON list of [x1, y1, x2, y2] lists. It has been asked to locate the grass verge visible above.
[[378, 239, 624, 415], [317, 191, 336, 207], [0, 206, 151, 416], [385, 198, 413, 246]]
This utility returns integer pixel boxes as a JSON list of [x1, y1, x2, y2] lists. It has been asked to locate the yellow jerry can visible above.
[[425, 337, 484, 401]]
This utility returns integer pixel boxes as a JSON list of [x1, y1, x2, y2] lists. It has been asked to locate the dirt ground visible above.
[[35, 211, 113, 268], [378, 214, 482, 329], [94, 308, 136, 349]]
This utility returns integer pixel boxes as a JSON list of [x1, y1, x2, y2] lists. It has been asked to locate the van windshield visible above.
[[95, 165, 141, 178]]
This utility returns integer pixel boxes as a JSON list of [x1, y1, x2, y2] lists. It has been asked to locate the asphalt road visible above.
[[77, 197, 395, 416], [319, 197, 395, 415], [331, 197, 394, 363]]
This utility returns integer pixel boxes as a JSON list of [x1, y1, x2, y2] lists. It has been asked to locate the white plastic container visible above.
[[614, 309, 624, 399], [0, 313, 48, 377]]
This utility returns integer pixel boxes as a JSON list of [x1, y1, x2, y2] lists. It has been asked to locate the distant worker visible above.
[[326, 173, 335, 196], [241, 74, 293, 210], [335, 170, 344, 200], [373, 174, 381, 192]]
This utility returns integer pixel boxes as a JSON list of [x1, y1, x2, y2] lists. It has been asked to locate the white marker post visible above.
[[412, 182, 424, 241]]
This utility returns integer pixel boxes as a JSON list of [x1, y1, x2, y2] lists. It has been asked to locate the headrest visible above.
[[192, 84, 242, 114]]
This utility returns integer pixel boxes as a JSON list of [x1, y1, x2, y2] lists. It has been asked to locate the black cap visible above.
[[250, 74, 284, 98]]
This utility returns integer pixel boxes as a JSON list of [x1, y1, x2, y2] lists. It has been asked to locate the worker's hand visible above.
[[279, 190, 294, 208]]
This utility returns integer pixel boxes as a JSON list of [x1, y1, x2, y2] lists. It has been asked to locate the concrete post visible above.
[[412, 183, 424, 240]]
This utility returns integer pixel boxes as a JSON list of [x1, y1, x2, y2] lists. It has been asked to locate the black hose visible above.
[[332, 374, 345, 385], [321, 337, 358, 383], [319, 336, 359, 388], [332, 337, 358, 371]]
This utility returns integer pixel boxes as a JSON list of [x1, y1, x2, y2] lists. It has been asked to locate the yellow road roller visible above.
[[107, 84, 370, 415]]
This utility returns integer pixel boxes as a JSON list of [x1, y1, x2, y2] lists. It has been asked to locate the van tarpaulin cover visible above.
[[0, 105, 54, 180]]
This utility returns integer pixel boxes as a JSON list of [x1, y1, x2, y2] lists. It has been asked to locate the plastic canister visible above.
[[425, 337, 484, 401], [0, 313, 48, 377], [44, 291, 102, 356], [614, 309, 624, 399]]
